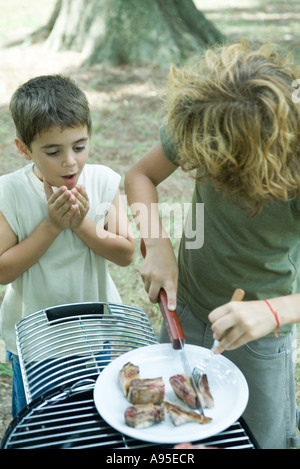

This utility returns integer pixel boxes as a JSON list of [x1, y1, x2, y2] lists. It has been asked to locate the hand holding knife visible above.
[[140, 239, 245, 415]]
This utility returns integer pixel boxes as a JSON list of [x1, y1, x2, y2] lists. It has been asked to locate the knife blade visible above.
[[172, 319, 205, 415]]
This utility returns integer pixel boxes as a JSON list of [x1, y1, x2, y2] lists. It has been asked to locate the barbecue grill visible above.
[[1, 385, 255, 449], [1, 302, 257, 449], [15, 302, 157, 403]]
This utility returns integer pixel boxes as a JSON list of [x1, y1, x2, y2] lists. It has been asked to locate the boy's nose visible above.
[[63, 152, 77, 167]]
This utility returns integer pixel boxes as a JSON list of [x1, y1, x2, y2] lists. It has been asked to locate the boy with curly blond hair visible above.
[[125, 42, 300, 448]]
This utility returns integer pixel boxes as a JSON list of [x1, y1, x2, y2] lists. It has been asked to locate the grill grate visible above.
[[15, 302, 158, 403], [1, 386, 255, 449]]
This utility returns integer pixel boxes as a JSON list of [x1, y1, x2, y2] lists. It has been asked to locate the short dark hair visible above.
[[10, 74, 92, 149]]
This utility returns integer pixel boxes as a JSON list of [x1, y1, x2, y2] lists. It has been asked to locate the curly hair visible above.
[[165, 42, 300, 216]]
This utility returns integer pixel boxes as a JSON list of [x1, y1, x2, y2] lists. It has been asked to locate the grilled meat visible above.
[[165, 402, 212, 426], [169, 373, 214, 409], [125, 403, 165, 428], [169, 374, 198, 409], [118, 362, 140, 396], [127, 377, 165, 405], [198, 374, 214, 409]]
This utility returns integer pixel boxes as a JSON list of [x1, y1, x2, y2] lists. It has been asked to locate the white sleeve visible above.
[[0, 176, 20, 235]]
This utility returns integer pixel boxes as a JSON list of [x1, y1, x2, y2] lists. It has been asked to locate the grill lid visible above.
[[16, 302, 158, 403]]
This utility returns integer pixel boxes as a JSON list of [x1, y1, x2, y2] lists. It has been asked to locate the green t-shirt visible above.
[[160, 126, 300, 336]]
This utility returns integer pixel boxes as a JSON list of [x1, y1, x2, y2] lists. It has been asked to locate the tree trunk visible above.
[[43, 0, 225, 66]]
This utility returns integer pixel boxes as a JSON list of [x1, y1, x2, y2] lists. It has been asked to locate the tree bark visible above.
[[43, 0, 225, 66]]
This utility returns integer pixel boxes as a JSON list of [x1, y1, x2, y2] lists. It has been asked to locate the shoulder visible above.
[[0, 165, 30, 190], [159, 126, 180, 166]]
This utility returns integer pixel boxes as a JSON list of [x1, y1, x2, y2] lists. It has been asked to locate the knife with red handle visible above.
[[140, 239, 185, 349]]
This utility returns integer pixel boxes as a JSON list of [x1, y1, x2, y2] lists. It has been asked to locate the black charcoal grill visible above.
[[1, 385, 255, 449], [1, 302, 257, 449]]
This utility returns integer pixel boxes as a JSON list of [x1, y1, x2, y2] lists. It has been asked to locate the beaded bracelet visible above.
[[264, 299, 280, 338]]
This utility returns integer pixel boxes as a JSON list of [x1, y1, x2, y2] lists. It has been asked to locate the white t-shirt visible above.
[[0, 163, 121, 354]]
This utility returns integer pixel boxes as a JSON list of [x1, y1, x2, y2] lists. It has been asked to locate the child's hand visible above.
[[141, 238, 178, 310], [208, 300, 279, 352], [69, 185, 90, 229], [44, 179, 77, 231]]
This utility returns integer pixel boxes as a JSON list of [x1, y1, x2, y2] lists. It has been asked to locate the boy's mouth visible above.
[[62, 173, 77, 185]]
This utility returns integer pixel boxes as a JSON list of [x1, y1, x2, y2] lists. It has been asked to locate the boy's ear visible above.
[[14, 138, 32, 161]]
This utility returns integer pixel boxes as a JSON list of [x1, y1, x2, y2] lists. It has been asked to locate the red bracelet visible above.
[[264, 300, 280, 338]]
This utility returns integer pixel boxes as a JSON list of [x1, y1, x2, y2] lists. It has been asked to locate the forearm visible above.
[[125, 174, 166, 243], [0, 218, 61, 285], [73, 217, 134, 266], [125, 143, 177, 247], [125, 163, 178, 307], [267, 293, 300, 328]]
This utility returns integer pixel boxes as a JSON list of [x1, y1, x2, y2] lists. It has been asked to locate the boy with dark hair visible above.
[[0, 74, 135, 416]]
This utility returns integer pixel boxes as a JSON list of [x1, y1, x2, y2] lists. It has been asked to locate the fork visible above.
[[191, 288, 245, 390], [192, 339, 220, 389]]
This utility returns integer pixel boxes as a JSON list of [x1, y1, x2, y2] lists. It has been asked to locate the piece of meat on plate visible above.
[[127, 377, 165, 405], [165, 402, 212, 426], [118, 362, 140, 396], [169, 374, 198, 409], [198, 374, 214, 409], [169, 373, 214, 409], [125, 403, 165, 428]]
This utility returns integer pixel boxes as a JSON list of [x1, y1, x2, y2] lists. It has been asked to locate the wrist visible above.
[[264, 299, 280, 338], [71, 216, 88, 234], [44, 217, 63, 237], [265, 294, 300, 329], [143, 236, 173, 251]]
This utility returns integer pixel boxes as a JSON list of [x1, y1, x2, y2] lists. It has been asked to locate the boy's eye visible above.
[[46, 150, 60, 156], [74, 145, 86, 152]]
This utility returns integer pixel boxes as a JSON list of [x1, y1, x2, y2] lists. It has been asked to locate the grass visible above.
[[0, 363, 12, 377]]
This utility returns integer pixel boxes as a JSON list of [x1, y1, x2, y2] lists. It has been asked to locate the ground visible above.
[[1, 0, 300, 443]]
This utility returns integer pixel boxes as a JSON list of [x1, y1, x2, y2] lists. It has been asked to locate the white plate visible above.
[[93, 344, 249, 444]]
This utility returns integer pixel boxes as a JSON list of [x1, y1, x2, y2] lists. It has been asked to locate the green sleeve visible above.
[[159, 126, 180, 166]]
